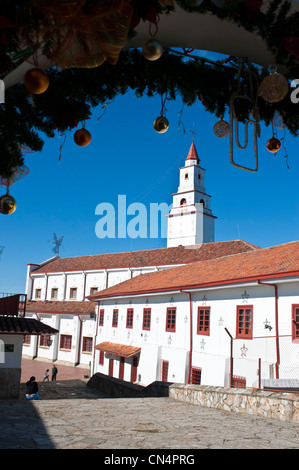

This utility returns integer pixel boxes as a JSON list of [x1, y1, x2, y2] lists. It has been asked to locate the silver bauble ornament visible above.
[[259, 68, 289, 103], [153, 116, 169, 133], [213, 117, 230, 137], [142, 38, 163, 61]]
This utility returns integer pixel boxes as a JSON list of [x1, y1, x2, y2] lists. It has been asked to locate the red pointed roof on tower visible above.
[[185, 141, 199, 163]]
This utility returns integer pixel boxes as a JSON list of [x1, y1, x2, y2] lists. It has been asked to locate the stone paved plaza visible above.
[[0, 378, 299, 450]]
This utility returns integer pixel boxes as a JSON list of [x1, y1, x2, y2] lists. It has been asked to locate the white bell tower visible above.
[[167, 140, 216, 247]]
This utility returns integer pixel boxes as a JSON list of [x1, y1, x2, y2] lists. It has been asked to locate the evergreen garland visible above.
[[0, 0, 298, 178]]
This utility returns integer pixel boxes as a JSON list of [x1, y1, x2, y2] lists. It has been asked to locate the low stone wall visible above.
[[169, 384, 299, 423], [87, 372, 171, 398]]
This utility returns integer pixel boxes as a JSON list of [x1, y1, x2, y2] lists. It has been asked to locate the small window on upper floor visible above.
[[184, 173, 189, 179], [180, 198, 187, 206], [70, 288, 77, 299], [90, 287, 98, 295], [51, 288, 58, 300], [200, 198, 205, 207], [35, 288, 41, 299]]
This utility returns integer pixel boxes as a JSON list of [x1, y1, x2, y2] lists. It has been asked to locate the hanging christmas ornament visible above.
[[24, 68, 49, 94], [153, 115, 169, 133], [142, 38, 163, 61], [74, 128, 91, 146], [213, 117, 230, 137], [267, 137, 281, 153], [0, 192, 16, 215], [259, 65, 289, 103]]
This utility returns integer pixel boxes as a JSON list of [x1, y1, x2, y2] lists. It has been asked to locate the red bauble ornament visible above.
[[267, 137, 281, 153], [24, 68, 49, 94], [74, 128, 91, 147]]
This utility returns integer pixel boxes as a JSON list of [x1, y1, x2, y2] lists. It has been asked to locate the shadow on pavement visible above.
[[0, 399, 55, 449]]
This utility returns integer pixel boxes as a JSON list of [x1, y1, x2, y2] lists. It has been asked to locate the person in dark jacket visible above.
[[25, 376, 39, 400], [51, 365, 58, 381]]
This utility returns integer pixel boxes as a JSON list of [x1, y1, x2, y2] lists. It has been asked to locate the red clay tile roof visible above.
[[0, 316, 58, 335], [25, 301, 95, 315], [30, 240, 259, 274], [95, 342, 141, 357], [88, 241, 299, 300]]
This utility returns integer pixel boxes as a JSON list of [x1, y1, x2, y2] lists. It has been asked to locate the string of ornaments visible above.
[[23, 67, 92, 148], [211, 58, 290, 171]]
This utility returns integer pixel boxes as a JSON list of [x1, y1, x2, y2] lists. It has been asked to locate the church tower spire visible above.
[[167, 140, 217, 247]]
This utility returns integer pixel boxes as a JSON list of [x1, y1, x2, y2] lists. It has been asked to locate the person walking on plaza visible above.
[[52, 364, 58, 381], [25, 376, 39, 400], [43, 369, 49, 382]]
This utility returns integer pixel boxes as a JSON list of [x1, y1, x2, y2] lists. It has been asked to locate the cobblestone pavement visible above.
[[0, 379, 299, 450]]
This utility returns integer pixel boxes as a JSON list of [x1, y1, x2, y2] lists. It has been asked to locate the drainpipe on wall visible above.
[[92, 304, 99, 377], [224, 327, 233, 388], [44, 274, 48, 300], [76, 315, 83, 366], [257, 280, 280, 379], [180, 290, 193, 384], [34, 313, 40, 358]]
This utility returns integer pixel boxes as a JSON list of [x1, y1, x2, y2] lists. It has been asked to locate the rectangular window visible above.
[[166, 307, 176, 332], [60, 334, 72, 350], [35, 289, 41, 299], [126, 308, 134, 329], [99, 350, 104, 366], [82, 337, 93, 352], [197, 307, 210, 335], [90, 287, 98, 295], [99, 309, 104, 326], [292, 305, 299, 341], [143, 308, 151, 330], [191, 367, 202, 385], [51, 288, 58, 300], [40, 335, 51, 347], [112, 309, 118, 328], [161, 360, 169, 382], [236, 306, 253, 339], [232, 375, 246, 388], [70, 288, 77, 299]]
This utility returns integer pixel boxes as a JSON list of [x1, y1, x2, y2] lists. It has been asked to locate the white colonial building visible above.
[[89, 241, 299, 389], [22, 140, 299, 389]]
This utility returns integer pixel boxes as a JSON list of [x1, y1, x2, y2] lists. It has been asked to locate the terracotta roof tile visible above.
[[95, 342, 141, 357], [88, 240, 299, 299], [26, 300, 94, 315], [30, 240, 259, 274], [0, 316, 58, 335]]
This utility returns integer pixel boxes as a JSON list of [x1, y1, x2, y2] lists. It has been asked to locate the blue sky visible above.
[[1, 53, 298, 294]]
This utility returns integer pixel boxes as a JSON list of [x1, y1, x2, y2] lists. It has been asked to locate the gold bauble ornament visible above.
[[153, 115, 169, 133], [259, 72, 289, 103], [213, 117, 230, 137], [24, 68, 49, 94], [142, 38, 163, 61], [266, 137, 281, 153], [0, 194, 17, 215], [74, 128, 92, 146]]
